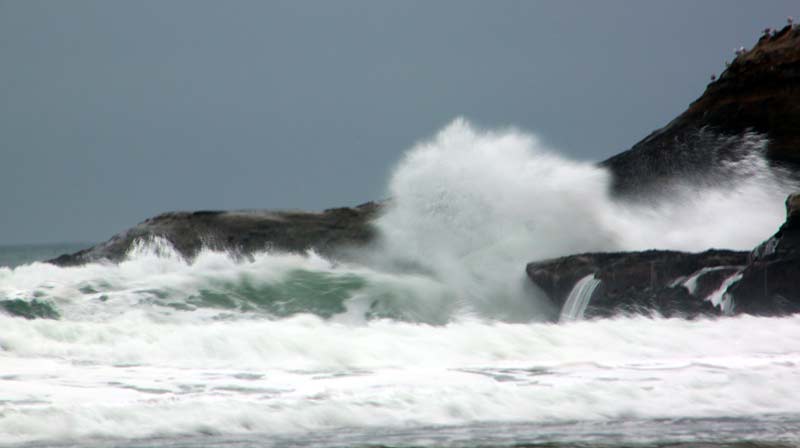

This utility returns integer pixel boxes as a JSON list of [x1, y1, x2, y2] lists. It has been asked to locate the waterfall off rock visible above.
[[559, 274, 601, 322]]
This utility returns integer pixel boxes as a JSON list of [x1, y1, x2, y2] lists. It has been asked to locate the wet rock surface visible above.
[[527, 193, 800, 319], [526, 250, 747, 319], [727, 194, 800, 316]]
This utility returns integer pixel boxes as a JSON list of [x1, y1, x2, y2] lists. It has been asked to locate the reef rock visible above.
[[50, 202, 381, 266]]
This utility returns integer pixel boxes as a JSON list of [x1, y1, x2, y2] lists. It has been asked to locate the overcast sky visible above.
[[1, 1, 797, 244]]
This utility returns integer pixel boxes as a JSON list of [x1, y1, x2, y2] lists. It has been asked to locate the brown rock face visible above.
[[603, 25, 800, 194]]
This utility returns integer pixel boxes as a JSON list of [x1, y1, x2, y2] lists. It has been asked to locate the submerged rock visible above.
[[50, 202, 382, 266], [527, 193, 800, 319]]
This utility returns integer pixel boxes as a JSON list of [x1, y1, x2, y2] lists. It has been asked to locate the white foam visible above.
[[1, 314, 800, 444]]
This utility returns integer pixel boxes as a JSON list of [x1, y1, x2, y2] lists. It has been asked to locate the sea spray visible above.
[[373, 118, 619, 321], [370, 119, 794, 321]]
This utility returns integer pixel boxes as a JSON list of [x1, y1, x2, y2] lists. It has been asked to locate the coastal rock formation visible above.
[[602, 25, 800, 195], [526, 250, 747, 319], [726, 193, 800, 315], [50, 202, 381, 266], [527, 193, 800, 319], [525, 27, 800, 319], [49, 25, 800, 324]]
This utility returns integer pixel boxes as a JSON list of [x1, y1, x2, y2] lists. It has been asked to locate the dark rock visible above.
[[50, 201, 383, 266], [527, 193, 800, 320], [787, 192, 800, 218], [602, 25, 800, 195], [526, 250, 747, 319], [726, 194, 800, 315]]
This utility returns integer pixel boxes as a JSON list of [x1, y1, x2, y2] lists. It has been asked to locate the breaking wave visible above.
[[1, 119, 795, 324], [1, 119, 799, 446]]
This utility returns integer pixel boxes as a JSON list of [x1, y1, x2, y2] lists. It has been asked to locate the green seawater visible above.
[[0, 243, 89, 319]]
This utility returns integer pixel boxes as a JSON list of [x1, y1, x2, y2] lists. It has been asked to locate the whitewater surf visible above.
[[1, 120, 799, 447]]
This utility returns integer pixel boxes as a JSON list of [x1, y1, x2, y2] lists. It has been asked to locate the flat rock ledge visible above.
[[49, 201, 382, 266], [527, 193, 800, 319]]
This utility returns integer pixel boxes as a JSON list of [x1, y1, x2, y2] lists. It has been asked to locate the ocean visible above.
[[1, 120, 799, 447]]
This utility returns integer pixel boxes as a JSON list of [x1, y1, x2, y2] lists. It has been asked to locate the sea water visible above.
[[1, 120, 799, 447]]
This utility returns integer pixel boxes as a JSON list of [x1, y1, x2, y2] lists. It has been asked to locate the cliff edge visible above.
[[603, 25, 800, 194]]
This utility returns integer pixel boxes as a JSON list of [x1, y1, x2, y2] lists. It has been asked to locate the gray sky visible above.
[[1, 0, 797, 244]]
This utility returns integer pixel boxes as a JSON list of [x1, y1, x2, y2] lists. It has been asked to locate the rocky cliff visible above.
[[602, 25, 800, 195], [525, 26, 800, 320], [726, 193, 800, 315]]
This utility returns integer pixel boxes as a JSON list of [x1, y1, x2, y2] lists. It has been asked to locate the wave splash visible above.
[[1, 119, 795, 324], [2, 119, 800, 446], [369, 119, 793, 321]]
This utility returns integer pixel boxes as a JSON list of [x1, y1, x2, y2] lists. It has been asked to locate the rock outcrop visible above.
[[527, 193, 800, 319], [526, 250, 747, 319], [602, 25, 800, 195], [525, 27, 800, 319], [726, 193, 800, 315], [50, 202, 381, 266]]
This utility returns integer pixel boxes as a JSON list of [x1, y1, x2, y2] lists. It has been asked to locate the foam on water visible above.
[[2, 314, 800, 445], [1, 119, 799, 445]]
